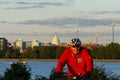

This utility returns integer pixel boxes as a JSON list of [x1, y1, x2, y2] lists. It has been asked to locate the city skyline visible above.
[[0, 0, 120, 44]]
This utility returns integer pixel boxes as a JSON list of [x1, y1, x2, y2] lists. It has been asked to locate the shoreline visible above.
[[93, 59, 120, 62], [0, 59, 120, 62]]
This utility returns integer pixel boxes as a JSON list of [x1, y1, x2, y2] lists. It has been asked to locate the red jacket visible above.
[[56, 47, 93, 76]]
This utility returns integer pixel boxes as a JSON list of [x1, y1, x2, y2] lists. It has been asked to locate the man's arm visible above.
[[84, 49, 93, 73], [56, 48, 69, 73]]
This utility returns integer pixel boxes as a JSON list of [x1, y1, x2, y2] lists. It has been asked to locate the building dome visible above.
[[51, 34, 60, 45]]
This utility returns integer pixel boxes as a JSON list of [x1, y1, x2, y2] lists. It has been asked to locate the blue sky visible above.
[[0, 0, 120, 44]]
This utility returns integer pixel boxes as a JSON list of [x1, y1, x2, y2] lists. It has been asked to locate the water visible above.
[[94, 62, 120, 75], [0, 60, 120, 79], [28, 61, 57, 79]]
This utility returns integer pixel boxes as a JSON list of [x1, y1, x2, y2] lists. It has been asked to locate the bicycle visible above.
[[56, 74, 89, 80]]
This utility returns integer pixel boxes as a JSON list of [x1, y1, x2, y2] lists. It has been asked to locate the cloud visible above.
[[0, 21, 9, 24], [92, 10, 120, 14], [1, 16, 120, 27], [2, 28, 120, 43], [4, 1, 68, 10], [0, 1, 10, 4], [16, 17, 120, 27], [77, 10, 120, 15], [2, 32, 53, 37], [2, 30, 116, 40]]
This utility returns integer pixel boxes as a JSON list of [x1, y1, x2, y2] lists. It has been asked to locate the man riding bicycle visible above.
[[56, 38, 93, 80]]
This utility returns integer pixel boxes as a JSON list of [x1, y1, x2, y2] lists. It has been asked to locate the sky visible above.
[[0, 0, 120, 44]]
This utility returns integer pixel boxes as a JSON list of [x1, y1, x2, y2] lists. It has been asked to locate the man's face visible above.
[[71, 46, 80, 55]]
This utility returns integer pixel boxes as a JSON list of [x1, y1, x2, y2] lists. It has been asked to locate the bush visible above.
[[49, 68, 67, 80], [90, 65, 107, 80], [35, 75, 48, 80], [2, 63, 31, 80], [49, 65, 120, 80]]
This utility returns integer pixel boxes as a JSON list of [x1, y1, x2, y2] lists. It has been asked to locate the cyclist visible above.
[[56, 38, 93, 80]]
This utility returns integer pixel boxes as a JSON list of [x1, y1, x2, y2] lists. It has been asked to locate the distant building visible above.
[[58, 43, 69, 47], [82, 42, 97, 49], [51, 33, 60, 45], [0, 38, 8, 51], [13, 38, 25, 53], [32, 39, 41, 48], [42, 42, 53, 46], [15, 38, 24, 49], [118, 42, 120, 45], [25, 40, 41, 48], [25, 41, 32, 48], [13, 38, 42, 53]]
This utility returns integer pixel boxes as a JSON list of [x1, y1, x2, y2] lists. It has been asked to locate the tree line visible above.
[[0, 43, 120, 59], [91, 43, 120, 59], [0, 46, 65, 59]]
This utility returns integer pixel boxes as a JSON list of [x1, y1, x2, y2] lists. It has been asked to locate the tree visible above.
[[55, 46, 65, 59], [91, 43, 120, 59], [0, 50, 5, 58], [21, 47, 32, 58], [5, 48, 20, 58], [3, 63, 31, 80], [31, 46, 41, 59]]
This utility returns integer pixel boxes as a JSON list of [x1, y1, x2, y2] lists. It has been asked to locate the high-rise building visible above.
[[25, 41, 32, 48], [14, 38, 25, 53], [15, 38, 23, 49], [0, 38, 8, 51]]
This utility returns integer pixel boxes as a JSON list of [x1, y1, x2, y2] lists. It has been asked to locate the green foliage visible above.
[[4, 48, 20, 58], [31, 46, 41, 59], [3, 63, 31, 80], [90, 65, 107, 80], [0, 50, 6, 58], [91, 43, 120, 59], [39, 46, 53, 59], [48, 65, 120, 80], [21, 47, 33, 58], [35, 75, 48, 80], [55, 47, 65, 59], [49, 68, 56, 80], [0, 46, 65, 59], [49, 68, 67, 80], [90, 65, 120, 80], [39, 46, 65, 59], [1, 43, 120, 59]]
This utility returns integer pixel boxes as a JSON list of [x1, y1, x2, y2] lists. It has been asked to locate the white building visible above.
[[32, 39, 40, 48], [15, 38, 23, 49], [15, 38, 25, 53], [51, 33, 60, 45]]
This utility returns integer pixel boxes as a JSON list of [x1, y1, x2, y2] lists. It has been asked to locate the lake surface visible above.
[[0, 60, 120, 79]]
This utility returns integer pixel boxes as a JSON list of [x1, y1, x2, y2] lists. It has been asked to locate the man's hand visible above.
[[85, 72, 91, 78], [56, 72, 62, 78]]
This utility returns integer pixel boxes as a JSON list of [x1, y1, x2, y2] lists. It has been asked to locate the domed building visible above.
[[51, 33, 60, 45]]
